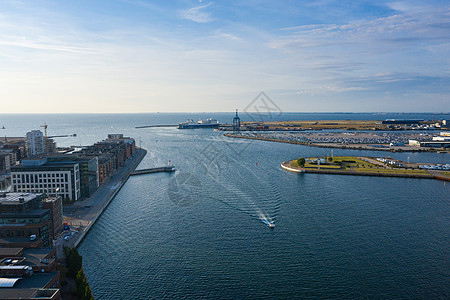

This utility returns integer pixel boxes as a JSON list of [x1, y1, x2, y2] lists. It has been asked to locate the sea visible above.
[[1, 113, 449, 299]]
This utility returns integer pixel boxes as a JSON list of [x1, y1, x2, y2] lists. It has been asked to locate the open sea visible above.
[[1, 113, 449, 299]]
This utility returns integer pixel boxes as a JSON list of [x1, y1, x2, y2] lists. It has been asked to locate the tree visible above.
[[66, 248, 83, 278], [328, 156, 333, 162], [297, 157, 306, 167]]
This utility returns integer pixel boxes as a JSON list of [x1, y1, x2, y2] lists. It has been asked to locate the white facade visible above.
[[26, 130, 45, 156], [11, 165, 81, 201], [408, 140, 420, 146], [433, 136, 450, 141]]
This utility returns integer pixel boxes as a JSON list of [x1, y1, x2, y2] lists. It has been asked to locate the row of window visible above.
[[14, 183, 69, 189], [13, 173, 68, 178], [13, 178, 68, 184]]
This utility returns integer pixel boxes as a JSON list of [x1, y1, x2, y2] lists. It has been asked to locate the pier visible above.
[[130, 166, 175, 175], [135, 125, 178, 128]]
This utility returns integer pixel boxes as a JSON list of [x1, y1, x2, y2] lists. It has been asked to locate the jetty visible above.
[[130, 166, 175, 176], [135, 125, 178, 128]]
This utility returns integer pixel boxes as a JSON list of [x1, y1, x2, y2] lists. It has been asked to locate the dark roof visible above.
[[0, 248, 23, 257], [0, 208, 50, 218], [0, 288, 59, 299], [8, 272, 59, 289]]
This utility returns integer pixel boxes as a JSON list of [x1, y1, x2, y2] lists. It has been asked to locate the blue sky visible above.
[[0, 0, 449, 113]]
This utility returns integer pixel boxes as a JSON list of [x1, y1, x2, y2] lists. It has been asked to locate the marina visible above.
[[1, 113, 448, 299]]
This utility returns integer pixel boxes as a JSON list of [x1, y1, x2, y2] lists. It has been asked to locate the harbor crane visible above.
[[233, 109, 241, 131], [40, 123, 48, 138]]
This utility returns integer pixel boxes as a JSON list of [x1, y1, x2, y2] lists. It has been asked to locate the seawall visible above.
[[72, 148, 147, 248]]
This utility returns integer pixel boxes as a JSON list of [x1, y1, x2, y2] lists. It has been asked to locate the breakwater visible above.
[[130, 166, 175, 176], [225, 133, 437, 153]]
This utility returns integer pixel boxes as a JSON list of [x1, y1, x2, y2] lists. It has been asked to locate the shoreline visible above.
[[281, 160, 450, 182], [225, 133, 446, 153], [60, 148, 147, 250]]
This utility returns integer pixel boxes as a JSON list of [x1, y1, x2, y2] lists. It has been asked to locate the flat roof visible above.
[[0, 288, 59, 299], [0, 208, 50, 218], [9, 272, 59, 289], [0, 248, 23, 257], [0, 237, 42, 244], [0, 193, 44, 205]]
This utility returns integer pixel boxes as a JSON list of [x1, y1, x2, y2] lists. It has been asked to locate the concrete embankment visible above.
[[225, 133, 434, 153], [70, 148, 147, 248], [281, 160, 437, 180]]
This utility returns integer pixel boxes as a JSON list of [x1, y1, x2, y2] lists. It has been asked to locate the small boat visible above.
[[269, 223, 275, 228]]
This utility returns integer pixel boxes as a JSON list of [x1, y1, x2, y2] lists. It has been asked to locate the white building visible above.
[[26, 130, 45, 156], [409, 140, 420, 146], [11, 158, 81, 201]]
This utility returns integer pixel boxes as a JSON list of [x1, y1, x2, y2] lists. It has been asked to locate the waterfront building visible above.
[[74, 135, 136, 184], [42, 197, 63, 240], [0, 247, 57, 272], [26, 130, 45, 157], [0, 246, 60, 299], [40, 155, 99, 198], [11, 158, 81, 201], [0, 193, 52, 247]]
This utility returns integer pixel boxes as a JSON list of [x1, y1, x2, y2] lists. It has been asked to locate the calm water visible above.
[[1, 113, 449, 299]]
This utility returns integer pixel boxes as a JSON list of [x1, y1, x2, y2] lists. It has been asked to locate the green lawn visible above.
[[351, 168, 430, 175], [291, 156, 431, 175]]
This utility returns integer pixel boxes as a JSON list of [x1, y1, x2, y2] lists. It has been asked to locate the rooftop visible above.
[[3, 271, 59, 289], [0, 193, 44, 205], [0, 248, 23, 258], [0, 288, 59, 299]]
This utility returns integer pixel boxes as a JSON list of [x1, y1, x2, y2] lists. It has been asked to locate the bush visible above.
[[297, 157, 306, 167]]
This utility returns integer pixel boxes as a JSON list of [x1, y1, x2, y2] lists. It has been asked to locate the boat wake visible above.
[[192, 151, 281, 229]]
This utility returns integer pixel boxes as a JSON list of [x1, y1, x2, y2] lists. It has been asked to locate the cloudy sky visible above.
[[0, 0, 449, 113]]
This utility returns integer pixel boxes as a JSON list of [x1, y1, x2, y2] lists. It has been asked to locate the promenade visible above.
[[55, 148, 147, 257]]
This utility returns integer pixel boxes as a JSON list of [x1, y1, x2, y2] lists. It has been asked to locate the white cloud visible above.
[[180, 3, 213, 23]]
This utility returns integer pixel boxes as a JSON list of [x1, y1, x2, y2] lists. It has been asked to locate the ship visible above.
[[178, 118, 220, 129]]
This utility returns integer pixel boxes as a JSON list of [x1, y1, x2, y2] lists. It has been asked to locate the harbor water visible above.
[[1, 113, 449, 299]]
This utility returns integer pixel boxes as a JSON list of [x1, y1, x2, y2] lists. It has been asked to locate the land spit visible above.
[[281, 157, 450, 182]]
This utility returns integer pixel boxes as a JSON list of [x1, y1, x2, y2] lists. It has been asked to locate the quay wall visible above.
[[74, 148, 147, 248], [281, 161, 435, 180], [225, 133, 435, 153]]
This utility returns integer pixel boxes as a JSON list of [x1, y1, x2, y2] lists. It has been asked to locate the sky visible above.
[[0, 0, 449, 113]]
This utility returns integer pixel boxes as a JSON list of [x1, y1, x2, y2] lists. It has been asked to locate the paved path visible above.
[[55, 149, 147, 258]]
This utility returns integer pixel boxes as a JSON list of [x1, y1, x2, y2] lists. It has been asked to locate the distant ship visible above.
[[178, 118, 220, 129]]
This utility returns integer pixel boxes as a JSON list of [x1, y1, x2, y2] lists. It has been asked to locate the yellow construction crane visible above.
[[40, 123, 48, 138]]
